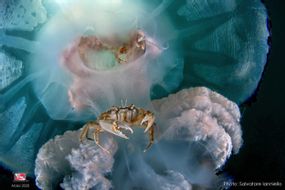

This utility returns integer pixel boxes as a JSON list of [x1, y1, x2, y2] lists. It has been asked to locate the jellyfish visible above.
[[34, 87, 243, 189], [0, 0, 269, 188]]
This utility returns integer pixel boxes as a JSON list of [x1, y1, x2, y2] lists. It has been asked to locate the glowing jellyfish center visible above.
[[75, 30, 146, 70], [30, 0, 183, 121]]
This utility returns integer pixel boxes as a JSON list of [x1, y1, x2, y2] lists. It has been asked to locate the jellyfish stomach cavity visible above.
[[30, 0, 182, 121]]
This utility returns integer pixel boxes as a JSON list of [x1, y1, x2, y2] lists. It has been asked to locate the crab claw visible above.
[[119, 122, 134, 134], [140, 116, 147, 126], [99, 120, 129, 139], [141, 113, 155, 133]]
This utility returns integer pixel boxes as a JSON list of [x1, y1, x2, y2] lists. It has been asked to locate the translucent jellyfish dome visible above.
[[31, 0, 183, 121]]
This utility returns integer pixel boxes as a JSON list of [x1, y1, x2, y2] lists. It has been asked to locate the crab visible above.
[[80, 104, 156, 153]]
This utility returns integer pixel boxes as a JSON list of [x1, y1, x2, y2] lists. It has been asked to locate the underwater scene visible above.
[[1, 0, 283, 189]]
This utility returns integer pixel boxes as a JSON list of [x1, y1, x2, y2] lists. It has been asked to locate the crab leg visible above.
[[93, 126, 110, 154], [144, 124, 155, 152], [80, 121, 95, 142]]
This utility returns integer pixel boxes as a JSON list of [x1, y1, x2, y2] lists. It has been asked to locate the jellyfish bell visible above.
[[0, 0, 269, 184], [30, 0, 183, 121]]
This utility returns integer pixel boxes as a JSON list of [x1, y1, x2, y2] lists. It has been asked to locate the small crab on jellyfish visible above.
[[79, 104, 157, 153]]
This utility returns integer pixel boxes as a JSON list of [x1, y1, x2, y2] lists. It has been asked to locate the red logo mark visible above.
[[14, 173, 26, 181]]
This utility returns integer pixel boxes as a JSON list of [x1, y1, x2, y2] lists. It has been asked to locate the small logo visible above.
[[14, 173, 26, 182]]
